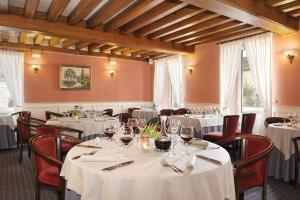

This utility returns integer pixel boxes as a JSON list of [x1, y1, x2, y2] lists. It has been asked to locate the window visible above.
[[0, 67, 13, 109], [241, 50, 261, 112]]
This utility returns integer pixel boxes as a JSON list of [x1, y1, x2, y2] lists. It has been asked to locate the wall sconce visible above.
[[186, 65, 195, 74], [108, 57, 117, 65], [108, 69, 115, 77], [31, 64, 41, 73], [32, 49, 41, 59], [281, 48, 299, 64]]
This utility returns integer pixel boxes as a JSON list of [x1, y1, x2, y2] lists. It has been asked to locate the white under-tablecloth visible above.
[[266, 124, 300, 183], [0, 114, 16, 149], [132, 110, 159, 122], [171, 115, 223, 133], [46, 117, 120, 138], [61, 139, 235, 200], [0, 115, 14, 130]]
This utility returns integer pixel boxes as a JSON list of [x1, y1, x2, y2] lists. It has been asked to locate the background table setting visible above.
[[61, 123, 235, 200], [131, 109, 159, 122], [266, 123, 300, 183], [170, 114, 223, 138], [46, 116, 120, 140], [0, 112, 16, 149]]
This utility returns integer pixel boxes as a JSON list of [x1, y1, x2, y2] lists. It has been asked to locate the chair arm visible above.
[[32, 147, 63, 169], [60, 134, 84, 145], [11, 111, 22, 116], [30, 117, 46, 123]]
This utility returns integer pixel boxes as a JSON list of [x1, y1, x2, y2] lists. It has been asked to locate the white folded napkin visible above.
[[80, 155, 116, 162], [191, 139, 209, 148]]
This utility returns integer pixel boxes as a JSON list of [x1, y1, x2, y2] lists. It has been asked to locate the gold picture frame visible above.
[[59, 65, 91, 90]]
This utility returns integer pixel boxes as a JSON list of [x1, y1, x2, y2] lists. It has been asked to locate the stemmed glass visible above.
[[180, 126, 194, 156], [104, 122, 117, 149], [127, 118, 139, 134], [169, 119, 181, 156], [118, 126, 134, 158]]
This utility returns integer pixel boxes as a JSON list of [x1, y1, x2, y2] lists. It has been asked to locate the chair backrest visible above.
[[113, 113, 132, 123], [241, 113, 256, 134], [160, 109, 175, 116], [128, 107, 141, 114], [174, 108, 189, 115], [37, 124, 83, 139], [103, 109, 113, 117], [12, 111, 31, 118], [17, 117, 32, 141], [223, 115, 239, 138], [45, 111, 63, 121], [37, 125, 60, 135], [264, 117, 290, 127]]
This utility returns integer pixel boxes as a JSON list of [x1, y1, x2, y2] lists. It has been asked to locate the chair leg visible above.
[[28, 145, 31, 158], [58, 190, 65, 200], [19, 142, 23, 164], [16, 130, 19, 147], [239, 193, 244, 200], [295, 161, 299, 189], [262, 184, 267, 200], [35, 181, 40, 200]]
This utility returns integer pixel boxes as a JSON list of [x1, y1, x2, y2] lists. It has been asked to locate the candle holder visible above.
[[137, 136, 154, 153]]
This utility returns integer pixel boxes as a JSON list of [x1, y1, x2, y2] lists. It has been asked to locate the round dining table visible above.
[[61, 138, 235, 200]]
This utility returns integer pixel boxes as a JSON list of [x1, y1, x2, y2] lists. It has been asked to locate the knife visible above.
[[196, 154, 223, 165], [102, 160, 134, 171], [77, 144, 103, 149]]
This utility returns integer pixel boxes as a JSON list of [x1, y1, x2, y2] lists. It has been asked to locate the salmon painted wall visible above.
[[24, 52, 153, 103], [183, 44, 220, 103], [272, 32, 300, 107]]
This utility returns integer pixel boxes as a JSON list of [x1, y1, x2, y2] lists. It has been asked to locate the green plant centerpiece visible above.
[[71, 105, 82, 120]]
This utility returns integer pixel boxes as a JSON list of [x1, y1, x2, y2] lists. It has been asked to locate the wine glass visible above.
[[127, 118, 139, 134], [169, 119, 181, 156], [118, 126, 134, 158], [180, 126, 194, 156], [104, 122, 117, 149]]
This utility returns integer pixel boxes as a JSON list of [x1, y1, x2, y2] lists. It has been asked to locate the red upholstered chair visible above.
[[160, 109, 175, 116], [174, 108, 189, 115], [292, 137, 300, 188], [128, 107, 141, 115], [103, 109, 113, 117], [12, 111, 31, 147], [203, 115, 239, 143], [264, 117, 290, 128], [45, 111, 63, 121], [218, 134, 273, 200], [236, 113, 256, 135], [113, 113, 132, 124], [30, 135, 63, 200]]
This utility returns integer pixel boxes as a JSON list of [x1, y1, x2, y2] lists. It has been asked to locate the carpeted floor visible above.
[[0, 147, 300, 200]]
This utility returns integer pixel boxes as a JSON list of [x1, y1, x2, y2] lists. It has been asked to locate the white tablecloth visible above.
[[0, 114, 16, 149], [61, 139, 235, 200], [46, 117, 120, 138], [266, 124, 300, 182], [171, 115, 223, 133], [132, 110, 159, 122]]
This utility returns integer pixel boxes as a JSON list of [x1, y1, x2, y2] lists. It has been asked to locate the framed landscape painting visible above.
[[59, 65, 91, 90]]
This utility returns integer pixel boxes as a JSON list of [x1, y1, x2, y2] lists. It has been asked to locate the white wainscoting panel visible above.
[[273, 105, 300, 117]]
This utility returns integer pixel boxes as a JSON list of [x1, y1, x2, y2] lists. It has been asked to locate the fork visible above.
[[72, 150, 97, 160]]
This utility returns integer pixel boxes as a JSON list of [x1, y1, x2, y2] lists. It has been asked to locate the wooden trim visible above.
[[0, 13, 193, 54], [1, 31, 9, 42], [62, 39, 77, 48], [19, 32, 27, 44], [49, 37, 60, 47], [34, 34, 44, 45], [24, 0, 40, 19], [47, 0, 71, 22], [181, 0, 298, 34]]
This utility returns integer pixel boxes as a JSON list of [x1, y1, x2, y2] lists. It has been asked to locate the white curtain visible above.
[[244, 33, 272, 117], [166, 55, 184, 107], [153, 58, 167, 109], [219, 40, 243, 114], [0, 49, 24, 108]]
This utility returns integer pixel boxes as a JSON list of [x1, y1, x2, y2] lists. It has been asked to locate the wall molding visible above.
[[273, 105, 300, 116]]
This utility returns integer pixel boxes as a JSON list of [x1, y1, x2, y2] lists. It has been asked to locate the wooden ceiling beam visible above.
[[49, 37, 60, 47], [0, 41, 147, 62], [151, 53, 172, 60], [119, 1, 187, 35], [75, 41, 91, 50], [140, 51, 160, 58], [135, 6, 204, 37], [62, 39, 76, 48], [181, 0, 298, 34], [161, 17, 232, 42], [68, 0, 102, 25], [277, 1, 300, 12], [100, 45, 117, 52], [87, 0, 135, 28], [88, 43, 106, 52], [0, 13, 193, 54], [34, 34, 44, 45], [174, 20, 244, 43], [185, 25, 257, 46], [111, 47, 129, 54], [148, 11, 219, 40], [288, 8, 300, 17], [266, 0, 296, 7], [19, 32, 27, 44], [122, 48, 140, 55], [131, 50, 149, 57], [1, 31, 9, 42], [24, 0, 40, 18], [47, 0, 70, 22], [0, 0, 8, 13], [103, 0, 164, 32]]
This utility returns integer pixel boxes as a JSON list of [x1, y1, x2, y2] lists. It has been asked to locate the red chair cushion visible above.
[[38, 166, 62, 188], [234, 168, 264, 191], [203, 132, 223, 142], [61, 141, 74, 153]]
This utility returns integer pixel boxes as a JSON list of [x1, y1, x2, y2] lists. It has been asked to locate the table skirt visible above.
[[0, 125, 16, 149], [268, 146, 300, 183], [194, 125, 223, 139]]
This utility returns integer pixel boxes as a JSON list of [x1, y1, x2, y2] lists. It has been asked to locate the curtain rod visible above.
[[218, 31, 269, 45]]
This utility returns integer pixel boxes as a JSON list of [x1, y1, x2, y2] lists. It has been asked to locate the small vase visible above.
[[137, 136, 154, 152]]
